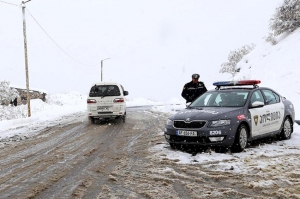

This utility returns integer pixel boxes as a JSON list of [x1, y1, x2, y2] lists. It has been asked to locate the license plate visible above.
[[176, 130, 197, 137], [97, 106, 110, 110]]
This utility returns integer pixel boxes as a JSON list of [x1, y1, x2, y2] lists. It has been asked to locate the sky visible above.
[[0, 0, 283, 101]]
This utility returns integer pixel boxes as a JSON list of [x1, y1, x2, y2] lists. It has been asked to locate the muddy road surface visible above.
[[0, 107, 299, 199]]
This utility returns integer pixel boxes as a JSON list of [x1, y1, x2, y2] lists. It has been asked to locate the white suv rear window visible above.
[[89, 85, 121, 97]]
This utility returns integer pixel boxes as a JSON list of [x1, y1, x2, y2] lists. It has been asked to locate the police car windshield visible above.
[[190, 91, 249, 107]]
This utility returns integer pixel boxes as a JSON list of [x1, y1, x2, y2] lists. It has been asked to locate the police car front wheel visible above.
[[232, 124, 248, 153]]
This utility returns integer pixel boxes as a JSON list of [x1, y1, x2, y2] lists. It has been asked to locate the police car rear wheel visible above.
[[280, 117, 292, 140], [232, 124, 248, 152]]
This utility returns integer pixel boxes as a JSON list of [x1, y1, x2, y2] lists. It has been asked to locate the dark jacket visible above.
[[181, 81, 207, 103]]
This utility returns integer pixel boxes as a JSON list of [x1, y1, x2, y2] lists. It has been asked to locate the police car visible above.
[[164, 80, 295, 152]]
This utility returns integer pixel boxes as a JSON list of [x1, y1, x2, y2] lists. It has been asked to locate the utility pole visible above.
[[101, 58, 110, 81], [22, 1, 31, 117]]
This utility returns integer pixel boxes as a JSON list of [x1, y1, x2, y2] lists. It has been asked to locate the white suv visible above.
[[87, 82, 129, 124]]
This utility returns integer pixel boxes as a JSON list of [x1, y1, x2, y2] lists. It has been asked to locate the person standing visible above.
[[181, 73, 207, 103], [13, 98, 17, 106]]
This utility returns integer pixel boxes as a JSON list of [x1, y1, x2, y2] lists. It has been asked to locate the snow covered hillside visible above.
[[234, 28, 300, 118]]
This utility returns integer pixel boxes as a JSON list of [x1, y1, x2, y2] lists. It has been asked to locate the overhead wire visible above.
[[25, 7, 103, 66], [0, 0, 19, 6]]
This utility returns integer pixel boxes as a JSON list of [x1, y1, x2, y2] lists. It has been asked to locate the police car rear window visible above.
[[89, 85, 121, 97]]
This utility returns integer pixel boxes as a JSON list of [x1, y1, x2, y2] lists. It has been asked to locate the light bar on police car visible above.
[[213, 80, 261, 87]]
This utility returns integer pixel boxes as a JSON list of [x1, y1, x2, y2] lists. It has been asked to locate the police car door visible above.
[[261, 89, 284, 132], [248, 90, 270, 137]]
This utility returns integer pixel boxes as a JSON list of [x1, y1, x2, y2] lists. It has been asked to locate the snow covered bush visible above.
[[219, 44, 255, 77], [0, 105, 27, 121], [269, 0, 300, 36], [265, 32, 277, 45], [0, 80, 19, 105]]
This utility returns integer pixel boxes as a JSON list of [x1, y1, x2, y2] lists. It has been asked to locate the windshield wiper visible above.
[[187, 107, 203, 110], [100, 92, 110, 98]]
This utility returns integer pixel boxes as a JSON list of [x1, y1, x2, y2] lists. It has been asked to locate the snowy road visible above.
[[0, 108, 299, 198]]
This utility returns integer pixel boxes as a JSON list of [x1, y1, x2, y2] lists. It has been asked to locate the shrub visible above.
[[219, 44, 255, 77], [265, 32, 278, 45], [0, 80, 19, 105], [269, 0, 300, 36]]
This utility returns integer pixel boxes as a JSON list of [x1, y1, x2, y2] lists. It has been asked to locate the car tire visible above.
[[115, 115, 125, 123], [232, 124, 248, 152], [104, 118, 110, 124], [89, 116, 95, 125], [279, 117, 292, 140], [122, 112, 126, 122]]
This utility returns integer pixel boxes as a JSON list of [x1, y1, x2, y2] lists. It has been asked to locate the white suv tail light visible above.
[[87, 99, 97, 104], [114, 98, 124, 103]]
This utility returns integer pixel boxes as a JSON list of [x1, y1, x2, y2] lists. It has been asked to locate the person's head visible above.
[[192, 73, 200, 83], [221, 93, 229, 103]]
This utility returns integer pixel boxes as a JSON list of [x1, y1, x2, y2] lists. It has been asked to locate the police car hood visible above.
[[170, 107, 243, 121]]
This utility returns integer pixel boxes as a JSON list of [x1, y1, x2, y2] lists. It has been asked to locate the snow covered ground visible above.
[[0, 90, 299, 166], [0, 91, 299, 198]]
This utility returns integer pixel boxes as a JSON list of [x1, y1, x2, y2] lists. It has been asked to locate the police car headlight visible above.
[[166, 119, 173, 126], [209, 119, 231, 127]]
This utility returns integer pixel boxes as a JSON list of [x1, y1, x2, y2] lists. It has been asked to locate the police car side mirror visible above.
[[250, 101, 264, 108], [123, 91, 129, 96]]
